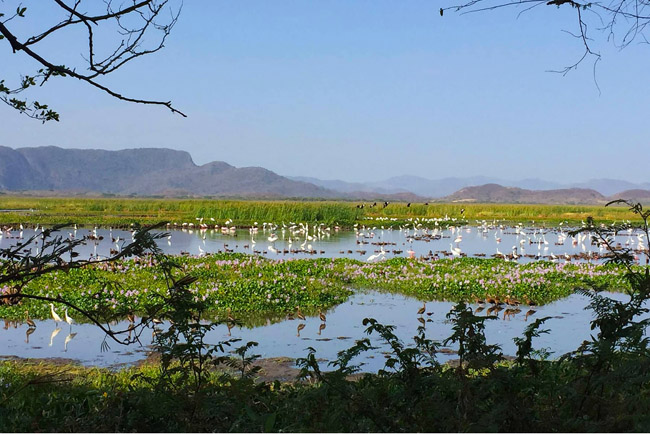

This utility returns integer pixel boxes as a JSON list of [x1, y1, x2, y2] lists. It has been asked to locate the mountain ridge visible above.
[[291, 174, 650, 198], [0, 146, 339, 198], [441, 183, 650, 205], [1, 146, 648, 203]]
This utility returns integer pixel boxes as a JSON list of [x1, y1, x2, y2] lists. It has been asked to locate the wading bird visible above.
[[296, 306, 306, 321], [64, 308, 75, 329], [227, 307, 236, 323], [49, 303, 62, 325], [25, 310, 36, 329]]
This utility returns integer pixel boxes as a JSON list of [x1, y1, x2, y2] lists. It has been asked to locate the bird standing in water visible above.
[[64, 308, 75, 329], [296, 306, 306, 321], [25, 311, 36, 329], [49, 304, 62, 325]]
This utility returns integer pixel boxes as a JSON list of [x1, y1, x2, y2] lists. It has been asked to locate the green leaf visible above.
[[263, 412, 276, 432]]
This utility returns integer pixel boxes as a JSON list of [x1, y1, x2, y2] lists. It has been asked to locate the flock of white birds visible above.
[[1, 216, 648, 265]]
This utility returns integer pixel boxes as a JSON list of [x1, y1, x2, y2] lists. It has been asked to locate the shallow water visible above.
[[1, 224, 646, 371], [2, 224, 647, 264], [0, 290, 630, 372]]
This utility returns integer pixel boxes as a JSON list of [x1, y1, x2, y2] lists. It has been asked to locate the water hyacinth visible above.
[[0, 253, 632, 321]]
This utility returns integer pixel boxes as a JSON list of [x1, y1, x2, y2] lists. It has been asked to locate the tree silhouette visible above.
[[0, 1, 184, 122], [441, 0, 650, 78]]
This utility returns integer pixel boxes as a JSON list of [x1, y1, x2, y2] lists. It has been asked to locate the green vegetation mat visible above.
[[2, 254, 630, 322]]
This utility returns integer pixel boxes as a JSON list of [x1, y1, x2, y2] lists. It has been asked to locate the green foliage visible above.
[[0, 254, 633, 322], [444, 302, 502, 374]]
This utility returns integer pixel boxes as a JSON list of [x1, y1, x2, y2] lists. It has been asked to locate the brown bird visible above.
[[504, 296, 521, 307], [296, 306, 306, 321], [226, 307, 236, 323], [503, 308, 520, 321], [25, 311, 36, 329], [417, 302, 426, 316], [318, 309, 326, 322], [318, 322, 326, 335], [297, 323, 306, 337], [524, 296, 538, 307]]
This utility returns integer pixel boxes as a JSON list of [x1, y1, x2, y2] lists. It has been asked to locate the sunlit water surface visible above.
[[1, 225, 647, 264], [0, 225, 646, 371], [0, 290, 632, 372]]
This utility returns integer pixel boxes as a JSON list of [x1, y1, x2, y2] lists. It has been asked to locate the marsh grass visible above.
[[0, 197, 639, 227]]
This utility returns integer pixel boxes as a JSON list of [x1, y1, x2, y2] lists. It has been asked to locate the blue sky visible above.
[[1, 1, 648, 183]]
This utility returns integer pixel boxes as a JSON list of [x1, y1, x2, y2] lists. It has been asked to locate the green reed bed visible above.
[[0, 197, 364, 227], [0, 197, 639, 228], [364, 202, 638, 224], [1, 254, 631, 322]]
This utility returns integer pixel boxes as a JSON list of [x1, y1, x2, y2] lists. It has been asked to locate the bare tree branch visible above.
[[0, 0, 185, 120], [441, 0, 650, 81]]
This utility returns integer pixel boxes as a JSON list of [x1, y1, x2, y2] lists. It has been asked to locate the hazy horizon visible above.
[[2, 144, 647, 187]]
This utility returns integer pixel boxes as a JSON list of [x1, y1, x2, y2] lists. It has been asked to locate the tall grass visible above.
[[0, 196, 638, 227]]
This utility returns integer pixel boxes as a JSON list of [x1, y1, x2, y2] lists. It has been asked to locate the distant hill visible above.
[[2, 146, 648, 203], [610, 189, 650, 203], [443, 184, 608, 205], [290, 174, 650, 198], [0, 146, 339, 198]]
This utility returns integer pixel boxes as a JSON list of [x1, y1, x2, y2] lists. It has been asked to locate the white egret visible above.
[[64, 308, 75, 328], [49, 303, 62, 324]]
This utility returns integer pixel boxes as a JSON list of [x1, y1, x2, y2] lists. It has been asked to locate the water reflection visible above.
[[0, 290, 636, 372], [64, 333, 77, 352], [49, 327, 61, 347], [25, 327, 35, 343]]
